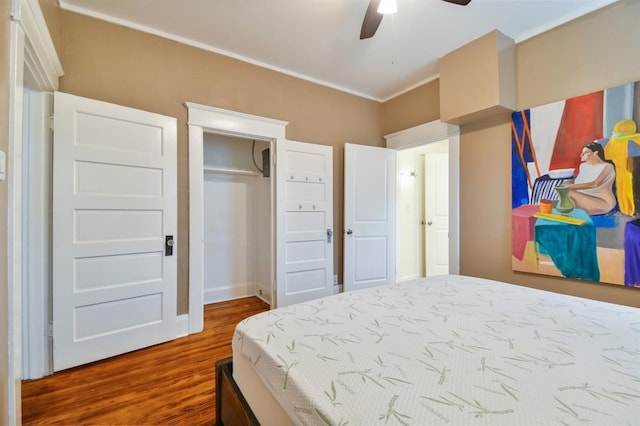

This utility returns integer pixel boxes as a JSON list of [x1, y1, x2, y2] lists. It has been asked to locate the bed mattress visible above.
[[232, 274, 640, 425]]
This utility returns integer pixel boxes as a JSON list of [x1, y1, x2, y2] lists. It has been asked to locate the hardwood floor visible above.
[[21, 297, 270, 425]]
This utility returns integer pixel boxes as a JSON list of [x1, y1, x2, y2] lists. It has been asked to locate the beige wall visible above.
[[0, 0, 10, 421], [474, 0, 640, 306], [36, 0, 640, 321], [517, 0, 640, 110], [382, 79, 440, 134], [386, 0, 640, 307], [46, 9, 385, 313]]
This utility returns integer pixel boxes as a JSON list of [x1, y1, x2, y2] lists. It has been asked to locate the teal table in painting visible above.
[[534, 208, 600, 281]]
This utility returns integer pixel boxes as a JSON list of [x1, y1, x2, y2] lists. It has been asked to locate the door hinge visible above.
[[48, 113, 54, 130], [47, 322, 53, 337]]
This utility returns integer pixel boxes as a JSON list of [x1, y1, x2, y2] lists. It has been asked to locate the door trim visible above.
[[384, 120, 460, 274], [9, 0, 63, 419], [22, 90, 53, 379], [186, 103, 288, 320]]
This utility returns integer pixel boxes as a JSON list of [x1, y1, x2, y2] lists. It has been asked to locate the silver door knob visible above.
[[346, 229, 353, 235]]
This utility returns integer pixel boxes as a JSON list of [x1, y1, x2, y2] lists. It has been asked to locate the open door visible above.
[[52, 92, 178, 371], [343, 143, 396, 292], [276, 139, 334, 307]]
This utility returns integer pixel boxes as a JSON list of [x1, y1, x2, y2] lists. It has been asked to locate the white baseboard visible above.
[[204, 285, 255, 304], [256, 293, 270, 304]]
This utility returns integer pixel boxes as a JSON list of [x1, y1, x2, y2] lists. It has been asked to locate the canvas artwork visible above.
[[511, 81, 640, 287]]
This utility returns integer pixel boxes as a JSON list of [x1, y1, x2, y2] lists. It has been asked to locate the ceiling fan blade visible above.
[[360, 0, 383, 40], [442, 0, 472, 5]]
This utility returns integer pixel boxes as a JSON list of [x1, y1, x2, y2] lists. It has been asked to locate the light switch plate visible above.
[[0, 150, 5, 181]]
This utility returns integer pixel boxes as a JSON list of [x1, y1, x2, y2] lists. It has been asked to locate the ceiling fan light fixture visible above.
[[377, 0, 397, 14]]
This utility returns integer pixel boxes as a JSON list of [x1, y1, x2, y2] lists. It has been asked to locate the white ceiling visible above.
[[58, 0, 618, 102]]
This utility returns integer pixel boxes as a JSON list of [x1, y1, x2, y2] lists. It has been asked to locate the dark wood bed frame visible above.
[[215, 357, 260, 426]]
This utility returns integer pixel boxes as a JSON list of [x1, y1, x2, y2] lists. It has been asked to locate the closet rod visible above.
[[203, 166, 259, 177]]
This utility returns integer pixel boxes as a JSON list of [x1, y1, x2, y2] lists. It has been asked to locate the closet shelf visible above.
[[203, 166, 259, 176]]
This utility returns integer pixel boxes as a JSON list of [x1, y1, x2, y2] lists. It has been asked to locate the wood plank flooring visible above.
[[21, 297, 269, 425]]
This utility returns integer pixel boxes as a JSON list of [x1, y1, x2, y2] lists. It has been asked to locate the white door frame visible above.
[[8, 0, 63, 420], [22, 89, 53, 380], [186, 102, 288, 323], [384, 120, 460, 275]]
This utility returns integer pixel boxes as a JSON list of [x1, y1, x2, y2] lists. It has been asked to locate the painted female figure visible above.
[[567, 142, 616, 215]]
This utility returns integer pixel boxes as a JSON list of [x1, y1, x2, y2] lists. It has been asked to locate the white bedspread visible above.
[[232, 275, 640, 425]]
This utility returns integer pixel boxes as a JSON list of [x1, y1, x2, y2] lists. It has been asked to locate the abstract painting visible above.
[[511, 80, 640, 287]]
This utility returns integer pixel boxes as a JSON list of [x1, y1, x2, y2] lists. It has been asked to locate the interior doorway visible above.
[[384, 120, 460, 282], [201, 133, 272, 304], [187, 103, 336, 312], [396, 139, 450, 281]]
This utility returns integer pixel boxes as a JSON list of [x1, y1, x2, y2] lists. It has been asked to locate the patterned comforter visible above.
[[232, 275, 640, 425]]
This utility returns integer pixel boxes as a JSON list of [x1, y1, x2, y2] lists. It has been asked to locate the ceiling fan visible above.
[[360, 0, 472, 40]]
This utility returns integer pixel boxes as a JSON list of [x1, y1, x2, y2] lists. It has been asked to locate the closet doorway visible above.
[[188, 102, 335, 322], [202, 134, 272, 304]]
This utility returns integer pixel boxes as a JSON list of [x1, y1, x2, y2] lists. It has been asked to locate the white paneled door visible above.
[[425, 152, 450, 276], [52, 92, 178, 371], [343, 143, 396, 292], [276, 140, 333, 307]]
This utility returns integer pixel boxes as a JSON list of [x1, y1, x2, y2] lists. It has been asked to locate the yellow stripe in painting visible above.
[[533, 212, 587, 225]]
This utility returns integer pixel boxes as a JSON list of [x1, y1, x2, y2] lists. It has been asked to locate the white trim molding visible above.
[[384, 121, 459, 150], [13, 0, 64, 90], [8, 0, 62, 421]]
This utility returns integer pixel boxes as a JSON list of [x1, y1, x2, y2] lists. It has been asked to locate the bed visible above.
[[217, 274, 640, 425]]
